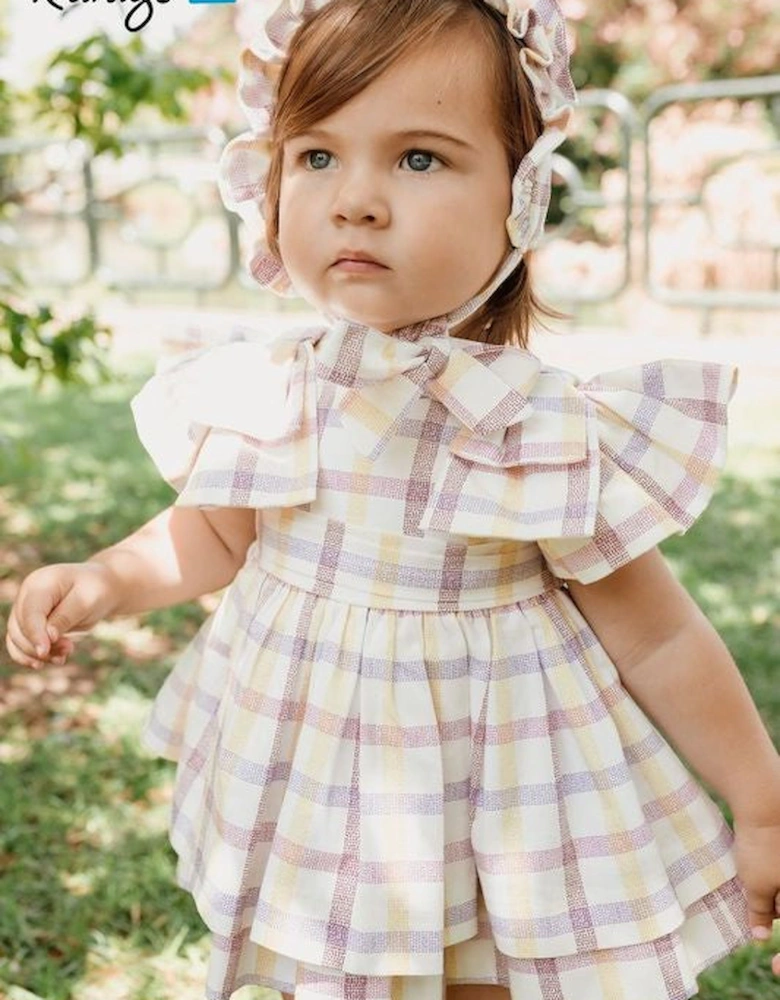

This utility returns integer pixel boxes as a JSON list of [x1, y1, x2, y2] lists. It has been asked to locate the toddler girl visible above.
[[7, 1, 780, 999]]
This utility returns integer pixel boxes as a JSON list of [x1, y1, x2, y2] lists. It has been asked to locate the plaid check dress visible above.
[[132, 319, 752, 1000]]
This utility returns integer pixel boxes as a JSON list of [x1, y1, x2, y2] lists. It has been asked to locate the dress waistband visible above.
[[252, 508, 557, 612]]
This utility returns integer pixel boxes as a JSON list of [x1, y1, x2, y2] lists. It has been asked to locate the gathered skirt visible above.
[[142, 538, 752, 1000]]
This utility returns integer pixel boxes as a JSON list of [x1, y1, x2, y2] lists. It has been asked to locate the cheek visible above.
[[277, 174, 329, 258], [277, 184, 306, 264], [472, 200, 511, 270], [276, 181, 293, 239], [482, 172, 512, 239], [442, 198, 508, 268], [435, 174, 510, 249]]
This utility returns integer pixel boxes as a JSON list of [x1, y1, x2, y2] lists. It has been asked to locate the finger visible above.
[[15, 594, 60, 658], [6, 612, 43, 660], [48, 636, 75, 665], [5, 632, 45, 670], [746, 886, 776, 939], [50, 636, 75, 659], [773, 952, 780, 977], [748, 908, 776, 940], [46, 586, 94, 642], [7, 610, 74, 666]]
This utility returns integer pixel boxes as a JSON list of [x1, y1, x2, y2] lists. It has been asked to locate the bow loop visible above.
[[336, 334, 542, 464], [338, 375, 425, 462], [425, 343, 538, 437]]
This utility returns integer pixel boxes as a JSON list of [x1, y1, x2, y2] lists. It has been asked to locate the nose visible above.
[[331, 169, 390, 227]]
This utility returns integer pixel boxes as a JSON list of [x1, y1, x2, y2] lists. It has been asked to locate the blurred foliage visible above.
[[0, 293, 113, 386], [566, 0, 780, 102], [0, 78, 11, 140], [31, 31, 220, 158], [1, 31, 226, 385], [551, 0, 780, 234]]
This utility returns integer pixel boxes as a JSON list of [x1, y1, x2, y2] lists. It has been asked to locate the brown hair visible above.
[[264, 0, 561, 347]]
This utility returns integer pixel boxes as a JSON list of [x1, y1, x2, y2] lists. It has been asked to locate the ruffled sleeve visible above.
[[536, 360, 737, 583], [333, 332, 736, 569], [130, 329, 320, 509]]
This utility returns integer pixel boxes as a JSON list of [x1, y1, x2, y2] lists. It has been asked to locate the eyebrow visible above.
[[291, 127, 475, 150]]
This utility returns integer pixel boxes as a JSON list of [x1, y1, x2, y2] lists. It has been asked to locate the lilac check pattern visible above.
[[131, 321, 750, 1000]]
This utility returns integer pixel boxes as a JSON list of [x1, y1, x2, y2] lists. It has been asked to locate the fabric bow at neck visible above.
[[331, 327, 543, 465]]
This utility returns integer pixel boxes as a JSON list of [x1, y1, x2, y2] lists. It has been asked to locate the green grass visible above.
[[0, 367, 219, 1000], [0, 360, 779, 999]]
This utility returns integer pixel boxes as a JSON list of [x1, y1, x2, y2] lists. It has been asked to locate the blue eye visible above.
[[403, 150, 439, 172], [306, 150, 332, 170]]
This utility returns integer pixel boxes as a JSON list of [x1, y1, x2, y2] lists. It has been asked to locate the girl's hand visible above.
[[733, 818, 780, 975], [5, 562, 122, 669]]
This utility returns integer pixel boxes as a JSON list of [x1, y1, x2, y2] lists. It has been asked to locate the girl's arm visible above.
[[567, 548, 780, 944], [6, 505, 256, 667], [89, 504, 257, 615]]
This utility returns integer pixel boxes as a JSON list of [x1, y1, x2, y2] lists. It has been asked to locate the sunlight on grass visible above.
[[62, 480, 102, 503], [96, 685, 158, 742], [0, 504, 36, 534], [93, 617, 173, 660], [749, 603, 774, 626], [68, 929, 211, 1000], [0, 740, 31, 764], [3, 984, 50, 1000], [692, 580, 772, 629], [60, 870, 98, 898]]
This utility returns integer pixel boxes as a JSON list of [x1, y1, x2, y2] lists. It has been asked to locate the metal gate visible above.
[[2, 74, 779, 323]]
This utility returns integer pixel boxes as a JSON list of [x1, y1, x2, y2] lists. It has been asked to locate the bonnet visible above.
[[217, 0, 577, 319]]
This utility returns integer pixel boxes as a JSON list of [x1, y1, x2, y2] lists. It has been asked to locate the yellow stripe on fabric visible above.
[[342, 390, 391, 435], [561, 409, 584, 459], [640, 754, 727, 894], [390, 976, 404, 1000], [345, 452, 373, 526], [594, 941, 626, 998], [497, 541, 523, 606], [569, 704, 655, 920], [274, 507, 296, 577], [435, 348, 476, 395], [387, 884, 412, 950], [536, 613, 656, 917], [374, 532, 403, 603], [493, 670, 523, 845], [380, 608, 404, 801]]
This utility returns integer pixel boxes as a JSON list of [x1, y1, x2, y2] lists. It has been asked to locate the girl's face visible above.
[[277, 30, 512, 332]]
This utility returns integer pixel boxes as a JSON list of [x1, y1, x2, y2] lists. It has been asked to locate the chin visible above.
[[334, 308, 403, 333], [368, 319, 404, 333]]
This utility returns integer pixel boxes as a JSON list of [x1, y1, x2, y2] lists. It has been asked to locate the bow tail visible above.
[[339, 377, 425, 461], [418, 420, 601, 542]]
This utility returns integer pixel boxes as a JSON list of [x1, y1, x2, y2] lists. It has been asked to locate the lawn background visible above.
[[1, 314, 779, 1000]]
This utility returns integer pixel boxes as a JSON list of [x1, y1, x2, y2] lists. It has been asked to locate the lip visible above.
[[331, 249, 389, 271]]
